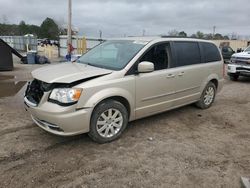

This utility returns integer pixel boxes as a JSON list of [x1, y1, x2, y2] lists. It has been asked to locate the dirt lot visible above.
[[0, 60, 249, 188]]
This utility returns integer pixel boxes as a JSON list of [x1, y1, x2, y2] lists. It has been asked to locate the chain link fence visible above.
[[0, 36, 37, 51]]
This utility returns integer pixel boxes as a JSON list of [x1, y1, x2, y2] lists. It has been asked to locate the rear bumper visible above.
[[227, 64, 250, 74], [24, 97, 92, 136]]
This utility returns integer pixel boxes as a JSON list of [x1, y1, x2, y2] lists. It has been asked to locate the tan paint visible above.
[[25, 37, 224, 136]]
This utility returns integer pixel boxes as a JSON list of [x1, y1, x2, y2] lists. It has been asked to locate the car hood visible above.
[[232, 51, 250, 58], [32, 63, 112, 83]]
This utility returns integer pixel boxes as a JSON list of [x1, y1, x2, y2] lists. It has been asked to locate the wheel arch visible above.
[[81, 88, 135, 121], [200, 74, 219, 93], [210, 78, 218, 89], [93, 96, 131, 120]]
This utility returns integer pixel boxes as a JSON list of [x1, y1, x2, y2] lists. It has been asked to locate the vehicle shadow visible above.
[[237, 76, 250, 82]]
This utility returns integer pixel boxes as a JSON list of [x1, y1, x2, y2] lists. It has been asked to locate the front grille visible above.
[[236, 61, 250, 66], [25, 79, 45, 105], [234, 57, 250, 66], [236, 67, 250, 72], [235, 56, 250, 61]]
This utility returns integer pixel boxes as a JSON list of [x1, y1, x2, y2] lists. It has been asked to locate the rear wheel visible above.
[[195, 82, 216, 109], [88, 100, 128, 143]]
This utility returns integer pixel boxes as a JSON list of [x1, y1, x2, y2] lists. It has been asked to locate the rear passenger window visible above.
[[200, 42, 221, 62], [173, 42, 201, 67]]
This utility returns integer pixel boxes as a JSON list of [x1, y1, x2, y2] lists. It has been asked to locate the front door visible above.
[[135, 42, 176, 119]]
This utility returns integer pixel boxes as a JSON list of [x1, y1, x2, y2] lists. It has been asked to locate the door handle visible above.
[[166, 74, 175, 78], [178, 72, 185, 76]]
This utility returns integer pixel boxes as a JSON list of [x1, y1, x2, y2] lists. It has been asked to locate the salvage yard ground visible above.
[[0, 57, 249, 188]]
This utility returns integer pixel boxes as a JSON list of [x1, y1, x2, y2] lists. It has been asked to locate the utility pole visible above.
[[142, 29, 146, 36], [99, 30, 102, 40], [212, 26, 216, 39], [67, 0, 72, 51]]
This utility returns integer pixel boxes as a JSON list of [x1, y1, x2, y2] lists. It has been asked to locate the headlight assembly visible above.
[[230, 56, 236, 63], [49, 88, 82, 105]]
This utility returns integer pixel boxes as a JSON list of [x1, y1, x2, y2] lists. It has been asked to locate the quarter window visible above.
[[173, 42, 201, 67], [200, 42, 221, 62]]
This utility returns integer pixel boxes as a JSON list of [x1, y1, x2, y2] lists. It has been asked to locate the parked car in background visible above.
[[38, 39, 59, 47], [228, 45, 250, 80], [37, 39, 43, 45], [40, 38, 51, 46], [24, 37, 224, 143], [221, 46, 235, 63]]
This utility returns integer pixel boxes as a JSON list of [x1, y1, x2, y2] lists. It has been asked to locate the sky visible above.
[[0, 0, 250, 38]]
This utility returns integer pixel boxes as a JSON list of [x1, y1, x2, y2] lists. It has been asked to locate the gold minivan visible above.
[[24, 37, 224, 143]]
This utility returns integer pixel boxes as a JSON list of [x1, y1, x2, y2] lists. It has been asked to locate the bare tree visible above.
[[168, 29, 179, 36], [1, 14, 8, 24], [230, 32, 238, 40]]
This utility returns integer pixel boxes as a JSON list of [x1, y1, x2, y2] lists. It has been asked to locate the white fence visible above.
[[0, 36, 37, 51]]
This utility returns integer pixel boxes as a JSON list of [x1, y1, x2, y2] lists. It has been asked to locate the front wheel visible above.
[[88, 100, 128, 144], [195, 82, 216, 109]]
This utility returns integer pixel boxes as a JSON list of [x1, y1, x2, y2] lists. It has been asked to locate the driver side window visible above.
[[222, 47, 229, 53], [228, 47, 234, 53], [140, 43, 171, 71]]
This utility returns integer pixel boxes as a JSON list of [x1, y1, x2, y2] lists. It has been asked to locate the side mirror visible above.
[[138, 61, 154, 73]]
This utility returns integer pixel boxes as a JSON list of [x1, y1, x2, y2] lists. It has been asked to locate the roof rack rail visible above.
[[160, 35, 192, 38]]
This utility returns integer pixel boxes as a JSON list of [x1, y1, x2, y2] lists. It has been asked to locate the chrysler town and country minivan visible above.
[[24, 37, 224, 143]]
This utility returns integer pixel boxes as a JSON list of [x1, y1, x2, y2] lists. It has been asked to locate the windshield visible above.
[[77, 40, 147, 70], [244, 46, 250, 52]]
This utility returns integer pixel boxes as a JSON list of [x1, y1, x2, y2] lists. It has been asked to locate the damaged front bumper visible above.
[[24, 96, 92, 136]]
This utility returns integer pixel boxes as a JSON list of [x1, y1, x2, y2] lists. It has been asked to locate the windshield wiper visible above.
[[77, 60, 95, 66], [77, 60, 111, 70]]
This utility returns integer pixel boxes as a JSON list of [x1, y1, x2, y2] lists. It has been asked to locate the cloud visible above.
[[0, 0, 249, 37]]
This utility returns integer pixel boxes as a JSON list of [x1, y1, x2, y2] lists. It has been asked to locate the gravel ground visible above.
[[0, 60, 249, 188]]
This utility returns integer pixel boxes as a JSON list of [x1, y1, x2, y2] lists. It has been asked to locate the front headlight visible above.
[[49, 88, 82, 104], [230, 56, 236, 63]]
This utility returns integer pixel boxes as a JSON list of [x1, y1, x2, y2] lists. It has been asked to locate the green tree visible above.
[[29, 25, 41, 37], [40, 17, 60, 40], [213, 33, 224, 40], [178, 31, 187, 37], [204, 33, 213, 40], [18, 21, 28, 35], [196, 31, 204, 39]]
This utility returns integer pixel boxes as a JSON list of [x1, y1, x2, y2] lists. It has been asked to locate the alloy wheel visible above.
[[203, 86, 215, 106], [96, 108, 123, 138]]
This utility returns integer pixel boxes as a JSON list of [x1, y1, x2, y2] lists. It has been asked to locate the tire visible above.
[[88, 99, 128, 144], [228, 73, 239, 81], [195, 82, 216, 109]]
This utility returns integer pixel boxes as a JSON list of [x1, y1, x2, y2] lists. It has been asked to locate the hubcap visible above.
[[96, 108, 123, 138], [203, 86, 215, 106]]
